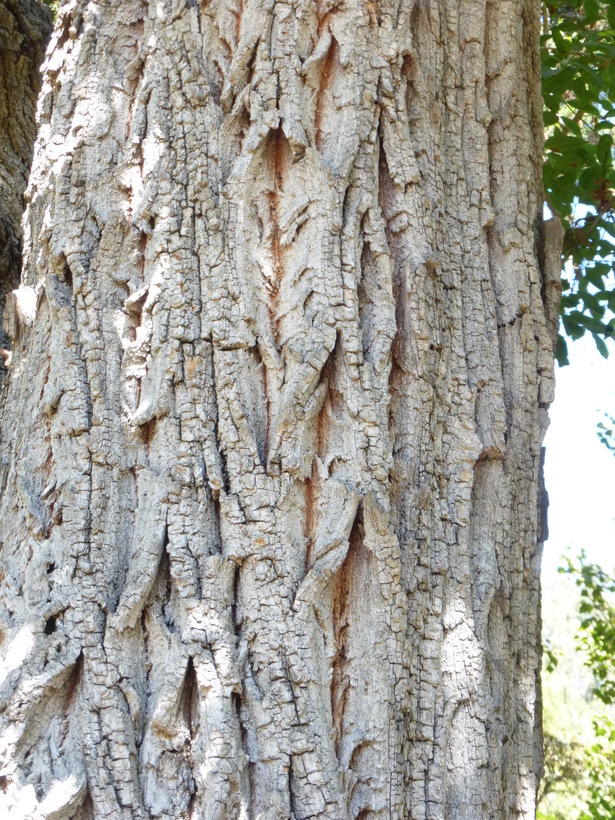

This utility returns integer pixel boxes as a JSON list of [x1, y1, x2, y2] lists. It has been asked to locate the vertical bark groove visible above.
[[0, 0, 51, 389], [0, 0, 553, 817]]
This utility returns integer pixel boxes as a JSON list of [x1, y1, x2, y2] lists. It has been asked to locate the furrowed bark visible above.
[[0, 0, 51, 386], [0, 0, 554, 817]]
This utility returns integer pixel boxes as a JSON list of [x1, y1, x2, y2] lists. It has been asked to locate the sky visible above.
[[543, 333, 615, 582]]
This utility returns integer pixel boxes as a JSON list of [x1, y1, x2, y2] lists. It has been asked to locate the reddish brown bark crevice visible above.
[[365, 1, 379, 28], [65, 651, 85, 710], [233, 0, 244, 44], [137, 418, 156, 450], [314, 36, 340, 151], [330, 510, 361, 756], [315, 7, 336, 37], [265, 129, 290, 344], [304, 465, 317, 572]]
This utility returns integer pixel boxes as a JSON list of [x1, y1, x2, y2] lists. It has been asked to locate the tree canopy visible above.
[[542, 0, 615, 363], [540, 5, 615, 817]]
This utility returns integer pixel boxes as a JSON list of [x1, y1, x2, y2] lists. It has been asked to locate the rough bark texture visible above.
[[0, 0, 51, 380], [0, 0, 555, 817]]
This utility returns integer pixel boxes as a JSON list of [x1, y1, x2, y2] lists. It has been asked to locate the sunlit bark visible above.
[[0, 0, 51, 384], [0, 0, 554, 817]]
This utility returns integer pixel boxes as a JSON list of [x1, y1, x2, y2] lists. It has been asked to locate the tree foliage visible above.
[[538, 731, 586, 813], [581, 717, 615, 820], [542, 2, 615, 787], [558, 554, 615, 819], [542, 0, 615, 364], [540, 4, 615, 814], [562, 554, 615, 707]]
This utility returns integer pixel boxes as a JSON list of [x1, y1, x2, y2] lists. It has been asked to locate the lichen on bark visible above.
[[0, 0, 554, 818]]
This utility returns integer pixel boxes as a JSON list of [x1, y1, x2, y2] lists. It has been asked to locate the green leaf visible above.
[[556, 334, 570, 366], [542, 0, 615, 360], [595, 335, 609, 358], [583, 0, 600, 23]]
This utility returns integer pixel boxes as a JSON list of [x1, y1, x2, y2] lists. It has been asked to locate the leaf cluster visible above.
[[597, 413, 615, 452], [561, 553, 615, 705], [539, 731, 587, 808], [542, 0, 615, 364], [560, 553, 615, 818], [579, 716, 615, 820]]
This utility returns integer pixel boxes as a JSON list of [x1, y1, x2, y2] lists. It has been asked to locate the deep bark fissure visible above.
[[0, 0, 554, 817], [0, 0, 51, 390]]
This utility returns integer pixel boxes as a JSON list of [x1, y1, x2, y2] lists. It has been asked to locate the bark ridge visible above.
[[0, 0, 553, 817]]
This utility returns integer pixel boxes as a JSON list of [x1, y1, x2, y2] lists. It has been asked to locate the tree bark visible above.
[[0, 0, 554, 818], [0, 0, 51, 383]]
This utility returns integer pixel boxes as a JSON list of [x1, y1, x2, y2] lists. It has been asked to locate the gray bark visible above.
[[0, 0, 555, 818], [0, 0, 51, 378]]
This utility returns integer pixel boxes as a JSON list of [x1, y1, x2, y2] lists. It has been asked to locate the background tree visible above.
[[559, 555, 615, 820], [0, 0, 555, 817], [539, 4, 615, 817], [537, 731, 585, 813], [539, 570, 607, 820]]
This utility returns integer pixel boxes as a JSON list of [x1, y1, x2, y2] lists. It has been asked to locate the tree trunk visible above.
[[0, 0, 554, 818], [0, 0, 51, 385]]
